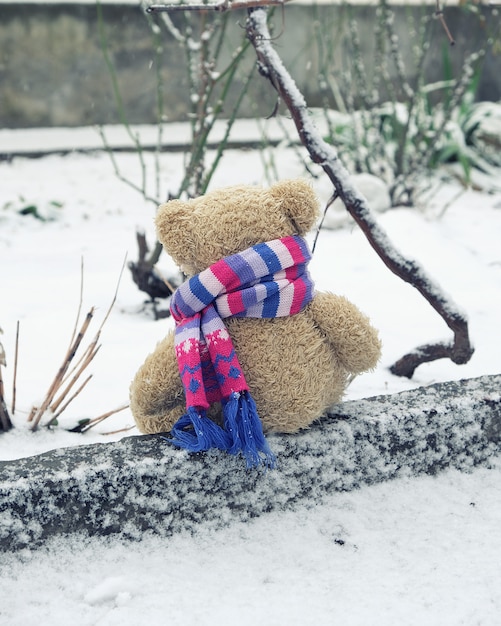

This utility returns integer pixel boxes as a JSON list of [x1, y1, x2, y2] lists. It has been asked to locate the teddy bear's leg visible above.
[[129, 332, 186, 434], [307, 293, 382, 374]]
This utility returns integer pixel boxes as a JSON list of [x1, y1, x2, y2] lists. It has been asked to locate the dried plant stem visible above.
[[101, 424, 136, 436], [70, 258, 85, 346], [246, 9, 473, 378], [0, 344, 13, 431], [44, 257, 127, 428], [27, 406, 37, 423], [49, 355, 97, 417], [60, 337, 100, 389], [0, 401, 11, 432], [12, 321, 19, 415], [96, 254, 127, 334], [30, 308, 95, 431], [70, 404, 129, 434], [51, 375, 93, 422]]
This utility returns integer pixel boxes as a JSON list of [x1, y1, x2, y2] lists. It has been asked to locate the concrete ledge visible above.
[[0, 119, 300, 161], [1, 374, 500, 551]]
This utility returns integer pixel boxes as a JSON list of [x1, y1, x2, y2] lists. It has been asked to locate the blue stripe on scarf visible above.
[[190, 274, 217, 308], [261, 280, 281, 317], [255, 241, 282, 274]]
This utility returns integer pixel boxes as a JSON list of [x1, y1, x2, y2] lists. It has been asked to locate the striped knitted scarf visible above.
[[169, 235, 314, 468]]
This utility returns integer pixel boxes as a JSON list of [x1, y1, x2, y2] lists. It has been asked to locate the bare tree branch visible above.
[[435, 0, 455, 46], [246, 8, 473, 378], [146, 0, 292, 13]]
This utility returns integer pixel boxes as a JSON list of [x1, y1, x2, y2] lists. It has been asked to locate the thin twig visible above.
[[98, 253, 128, 333], [30, 308, 95, 430], [435, 0, 455, 46], [101, 424, 136, 436], [48, 344, 99, 418], [50, 375, 93, 423], [45, 256, 127, 427], [70, 404, 129, 434], [97, 127, 160, 207], [12, 320, 19, 415], [147, 0, 291, 13], [312, 191, 339, 254], [0, 335, 13, 432], [97, 1, 150, 198], [69, 257, 85, 346], [27, 405, 37, 423]]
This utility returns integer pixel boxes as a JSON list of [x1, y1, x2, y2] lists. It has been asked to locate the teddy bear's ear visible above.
[[156, 199, 190, 242], [155, 199, 195, 271], [270, 179, 319, 235]]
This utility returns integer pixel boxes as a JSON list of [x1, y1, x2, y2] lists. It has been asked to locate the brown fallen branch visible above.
[[245, 9, 474, 378], [128, 231, 177, 319]]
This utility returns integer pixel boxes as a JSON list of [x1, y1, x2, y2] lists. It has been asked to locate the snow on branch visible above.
[[146, 0, 292, 13], [245, 8, 473, 378]]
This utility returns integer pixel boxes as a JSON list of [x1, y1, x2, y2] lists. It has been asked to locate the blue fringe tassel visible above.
[[223, 391, 276, 469], [168, 392, 276, 469], [169, 406, 230, 452]]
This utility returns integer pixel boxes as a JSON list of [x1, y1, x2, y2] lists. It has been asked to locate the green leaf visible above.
[[18, 205, 45, 221]]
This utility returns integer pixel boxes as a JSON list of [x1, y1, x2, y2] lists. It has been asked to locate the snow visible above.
[[1, 124, 501, 624], [2, 462, 501, 625]]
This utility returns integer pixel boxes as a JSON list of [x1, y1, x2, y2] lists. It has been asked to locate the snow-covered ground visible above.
[[1, 127, 500, 624]]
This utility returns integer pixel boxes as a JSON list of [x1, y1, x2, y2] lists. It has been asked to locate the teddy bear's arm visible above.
[[129, 331, 186, 434], [308, 292, 382, 374]]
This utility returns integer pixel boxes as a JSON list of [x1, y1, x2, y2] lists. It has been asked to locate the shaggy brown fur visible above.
[[130, 179, 381, 434]]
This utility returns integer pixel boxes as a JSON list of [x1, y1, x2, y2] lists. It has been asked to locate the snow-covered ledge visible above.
[[1, 374, 500, 551]]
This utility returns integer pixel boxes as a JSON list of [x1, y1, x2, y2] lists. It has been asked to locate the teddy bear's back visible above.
[[225, 309, 347, 433]]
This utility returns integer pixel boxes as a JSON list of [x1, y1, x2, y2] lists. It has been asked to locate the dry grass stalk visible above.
[[30, 309, 95, 430], [30, 257, 127, 431], [46, 343, 100, 421], [0, 330, 13, 432], [11, 321, 19, 415], [27, 405, 38, 423], [50, 374, 93, 422], [0, 337, 13, 432], [101, 424, 136, 436], [68, 404, 129, 434]]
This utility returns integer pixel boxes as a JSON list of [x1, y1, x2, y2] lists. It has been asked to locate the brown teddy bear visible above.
[[130, 179, 381, 466]]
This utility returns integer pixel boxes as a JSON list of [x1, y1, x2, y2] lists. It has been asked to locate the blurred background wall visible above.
[[0, 1, 499, 129]]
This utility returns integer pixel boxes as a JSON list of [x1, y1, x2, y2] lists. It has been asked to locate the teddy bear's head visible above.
[[156, 179, 319, 276]]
